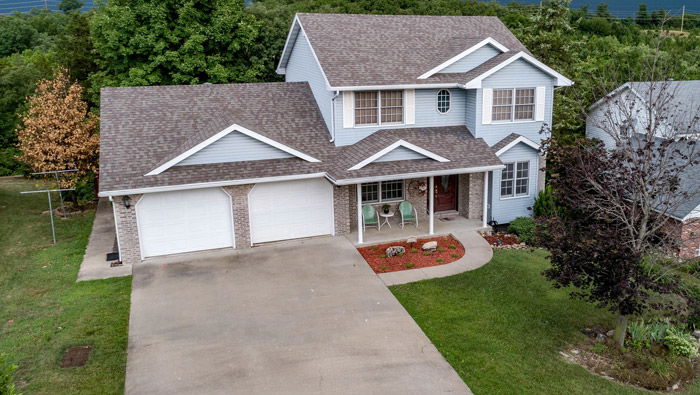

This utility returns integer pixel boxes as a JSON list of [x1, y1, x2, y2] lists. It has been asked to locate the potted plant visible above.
[[382, 204, 391, 214]]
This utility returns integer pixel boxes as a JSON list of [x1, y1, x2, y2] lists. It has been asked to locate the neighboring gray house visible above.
[[99, 13, 572, 264], [586, 81, 700, 258]]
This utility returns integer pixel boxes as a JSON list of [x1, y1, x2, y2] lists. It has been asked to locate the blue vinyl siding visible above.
[[375, 146, 428, 162], [439, 44, 501, 74], [285, 31, 333, 132], [489, 143, 539, 224], [465, 89, 477, 132], [474, 59, 556, 146], [334, 88, 469, 146], [176, 132, 293, 166]]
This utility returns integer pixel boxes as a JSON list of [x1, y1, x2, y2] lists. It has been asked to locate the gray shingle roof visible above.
[[99, 82, 334, 192], [295, 13, 529, 87], [99, 83, 504, 193], [490, 133, 522, 154]]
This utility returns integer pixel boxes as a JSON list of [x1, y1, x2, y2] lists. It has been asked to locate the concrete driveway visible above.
[[125, 237, 470, 394]]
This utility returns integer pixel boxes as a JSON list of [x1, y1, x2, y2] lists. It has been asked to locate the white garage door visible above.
[[137, 188, 234, 257], [249, 178, 334, 244]]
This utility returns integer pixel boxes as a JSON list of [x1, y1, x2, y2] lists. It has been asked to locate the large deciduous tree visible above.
[[540, 78, 700, 346], [89, 0, 265, 90], [16, 69, 98, 187]]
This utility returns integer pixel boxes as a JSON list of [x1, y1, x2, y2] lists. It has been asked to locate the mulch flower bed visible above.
[[357, 235, 465, 274]]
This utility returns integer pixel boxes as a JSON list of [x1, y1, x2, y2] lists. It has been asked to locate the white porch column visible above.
[[356, 183, 363, 244], [482, 172, 488, 228], [428, 176, 435, 235]]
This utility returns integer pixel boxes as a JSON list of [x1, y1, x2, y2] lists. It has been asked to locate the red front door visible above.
[[434, 175, 458, 212]]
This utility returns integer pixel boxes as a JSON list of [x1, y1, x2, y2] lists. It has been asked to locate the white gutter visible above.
[[330, 90, 339, 142], [330, 165, 505, 185]]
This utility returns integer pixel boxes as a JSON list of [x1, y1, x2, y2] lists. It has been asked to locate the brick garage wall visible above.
[[333, 185, 350, 235], [680, 218, 700, 258], [223, 185, 253, 249], [468, 173, 484, 220], [113, 194, 142, 265]]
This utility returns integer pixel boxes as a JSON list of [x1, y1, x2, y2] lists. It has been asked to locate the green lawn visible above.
[[391, 249, 700, 395], [0, 177, 131, 394]]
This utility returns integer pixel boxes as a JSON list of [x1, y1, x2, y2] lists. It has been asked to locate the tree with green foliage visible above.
[[89, 0, 266, 90], [636, 4, 650, 26], [0, 16, 40, 57], [55, 12, 97, 85], [595, 3, 612, 20], [59, 0, 84, 14]]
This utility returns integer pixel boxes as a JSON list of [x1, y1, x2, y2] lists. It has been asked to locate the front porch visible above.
[[347, 215, 488, 246]]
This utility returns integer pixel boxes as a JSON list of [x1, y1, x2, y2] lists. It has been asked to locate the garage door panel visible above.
[[137, 188, 234, 257], [249, 179, 334, 244]]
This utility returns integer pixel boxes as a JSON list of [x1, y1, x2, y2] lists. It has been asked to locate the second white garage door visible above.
[[249, 178, 334, 244], [137, 188, 234, 258]]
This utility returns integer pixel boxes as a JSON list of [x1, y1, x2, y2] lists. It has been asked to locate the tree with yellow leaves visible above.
[[16, 69, 99, 188]]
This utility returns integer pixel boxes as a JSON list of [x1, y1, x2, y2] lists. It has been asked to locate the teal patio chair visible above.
[[398, 201, 418, 229], [362, 205, 381, 231]]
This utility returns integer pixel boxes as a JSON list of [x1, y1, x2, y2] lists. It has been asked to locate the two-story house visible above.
[[99, 13, 572, 264]]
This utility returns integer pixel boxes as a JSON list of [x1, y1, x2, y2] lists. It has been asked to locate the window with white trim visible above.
[[437, 89, 450, 113], [354, 90, 404, 126], [500, 161, 529, 198], [361, 180, 405, 203], [492, 88, 535, 122]]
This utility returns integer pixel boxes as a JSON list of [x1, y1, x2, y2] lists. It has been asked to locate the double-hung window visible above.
[[361, 180, 405, 203], [500, 161, 529, 198], [354, 90, 404, 126], [492, 88, 535, 122]]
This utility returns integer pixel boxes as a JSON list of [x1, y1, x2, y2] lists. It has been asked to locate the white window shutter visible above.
[[482, 88, 493, 124], [404, 89, 415, 125], [535, 86, 546, 121], [343, 91, 354, 128]]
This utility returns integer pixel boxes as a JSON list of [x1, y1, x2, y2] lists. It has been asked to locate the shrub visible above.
[[648, 320, 672, 345], [451, 253, 458, 258], [0, 354, 19, 395], [508, 217, 536, 245], [627, 320, 651, 350], [664, 327, 699, 358], [406, 263, 414, 269], [533, 185, 560, 217], [436, 258, 444, 263], [410, 248, 417, 253], [448, 245, 457, 249], [437, 247, 445, 252]]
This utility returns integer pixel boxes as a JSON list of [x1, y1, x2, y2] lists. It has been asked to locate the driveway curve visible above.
[[125, 236, 470, 394]]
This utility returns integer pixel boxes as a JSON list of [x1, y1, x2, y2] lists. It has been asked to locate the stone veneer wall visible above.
[[223, 185, 253, 249], [333, 185, 350, 235], [680, 218, 700, 258], [458, 174, 469, 218], [467, 173, 484, 220], [113, 194, 143, 265]]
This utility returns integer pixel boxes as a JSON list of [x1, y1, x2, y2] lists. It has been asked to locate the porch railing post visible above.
[[482, 171, 488, 228], [357, 183, 363, 244], [429, 176, 434, 235]]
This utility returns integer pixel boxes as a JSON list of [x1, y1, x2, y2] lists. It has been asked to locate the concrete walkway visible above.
[[77, 198, 132, 281], [377, 229, 493, 286], [126, 237, 471, 394]]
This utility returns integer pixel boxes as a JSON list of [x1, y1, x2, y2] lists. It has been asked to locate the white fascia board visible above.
[[145, 124, 321, 176], [348, 140, 450, 171], [333, 165, 506, 185], [463, 52, 574, 89], [494, 135, 540, 156], [588, 83, 632, 111], [417, 37, 509, 80], [682, 206, 700, 222], [99, 173, 328, 197], [275, 15, 301, 74], [332, 83, 462, 91]]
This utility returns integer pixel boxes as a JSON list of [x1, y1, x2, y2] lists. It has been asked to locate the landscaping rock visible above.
[[385, 246, 405, 257], [606, 330, 615, 337], [422, 241, 437, 251], [693, 330, 700, 340], [595, 333, 606, 342], [407, 237, 417, 244]]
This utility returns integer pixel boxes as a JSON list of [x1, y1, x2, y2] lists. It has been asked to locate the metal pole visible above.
[[680, 5, 685, 33], [47, 191, 56, 244], [54, 172, 66, 218]]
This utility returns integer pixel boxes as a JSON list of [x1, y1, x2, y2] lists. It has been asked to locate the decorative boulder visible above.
[[422, 241, 437, 251], [693, 330, 700, 340], [407, 237, 417, 244], [386, 246, 405, 257]]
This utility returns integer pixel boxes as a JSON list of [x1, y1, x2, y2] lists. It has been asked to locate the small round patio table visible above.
[[379, 210, 395, 229]]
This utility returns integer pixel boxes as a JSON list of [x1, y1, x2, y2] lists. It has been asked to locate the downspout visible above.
[[330, 90, 339, 142]]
